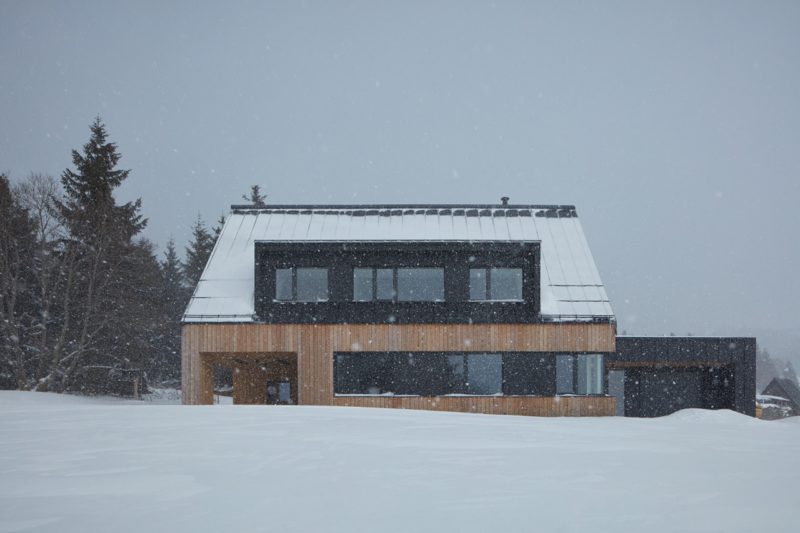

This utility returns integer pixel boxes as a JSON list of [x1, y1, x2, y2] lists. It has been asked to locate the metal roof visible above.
[[183, 204, 614, 323]]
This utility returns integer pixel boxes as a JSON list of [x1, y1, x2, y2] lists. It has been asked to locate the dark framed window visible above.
[[469, 268, 523, 301], [353, 268, 373, 302], [466, 353, 503, 394], [576, 354, 603, 394], [333, 351, 599, 396], [352, 267, 444, 302], [556, 355, 575, 394], [274, 267, 329, 302]]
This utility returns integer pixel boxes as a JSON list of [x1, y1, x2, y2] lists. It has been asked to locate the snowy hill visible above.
[[0, 391, 797, 532]]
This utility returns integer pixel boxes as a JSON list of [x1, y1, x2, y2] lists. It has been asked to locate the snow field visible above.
[[0, 391, 797, 533]]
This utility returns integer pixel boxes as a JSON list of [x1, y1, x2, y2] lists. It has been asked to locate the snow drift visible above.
[[0, 391, 797, 533]]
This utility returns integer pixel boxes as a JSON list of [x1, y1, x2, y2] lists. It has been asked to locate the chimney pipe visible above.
[[501, 196, 509, 206]]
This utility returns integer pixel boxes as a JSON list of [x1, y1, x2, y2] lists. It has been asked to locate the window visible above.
[[397, 268, 444, 301], [334, 351, 604, 396], [376, 268, 394, 300], [466, 353, 503, 395], [353, 268, 373, 302], [274, 267, 329, 302], [469, 268, 523, 301], [352, 267, 444, 302], [556, 355, 575, 394], [275, 268, 293, 300], [576, 354, 603, 395]]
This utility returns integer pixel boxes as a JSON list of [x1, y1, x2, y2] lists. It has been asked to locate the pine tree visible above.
[[162, 238, 184, 294], [155, 238, 187, 382], [38, 117, 149, 393], [243, 185, 267, 207], [0, 174, 38, 389], [58, 117, 145, 241], [183, 215, 215, 289]]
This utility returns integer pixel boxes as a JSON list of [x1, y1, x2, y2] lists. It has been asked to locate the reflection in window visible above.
[[353, 268, 373, 301], [491, 268, 523, 301], [297, 268, 328, 301], [397, 268, 444, 301], [469, 269, 487, 300], [576, 354, 603, 394], [334, 352, 604, 397], [556, 355, 575, 394], [467, 353, 503, 395], [469, 268, 523, 301], [275, 267, 329, 302], [355, 267, 443, 302], [275, 268, 293, 301], [376, 268, 394, 300]]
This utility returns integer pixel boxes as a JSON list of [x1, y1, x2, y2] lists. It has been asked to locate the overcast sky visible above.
[[1, 1, 799, 348]]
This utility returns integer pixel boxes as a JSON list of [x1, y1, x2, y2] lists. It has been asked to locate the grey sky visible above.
[[1, 1, 799, 350]]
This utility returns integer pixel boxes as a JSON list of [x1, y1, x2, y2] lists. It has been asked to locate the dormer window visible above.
[[255, 241, 540, 323], [469, 268, 523, 301], [275, 267, 329, 302], [353, 267, 445, 302]]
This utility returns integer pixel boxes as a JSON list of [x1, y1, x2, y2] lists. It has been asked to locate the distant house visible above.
[[760, 378, 800, 418], [181, 201, 755, 417]]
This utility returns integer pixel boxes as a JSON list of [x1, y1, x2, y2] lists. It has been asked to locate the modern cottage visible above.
[[181, 201, 755, 417]]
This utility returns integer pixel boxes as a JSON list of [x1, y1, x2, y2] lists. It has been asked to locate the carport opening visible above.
[[209, 353, 298, 405], [607, 364, 735, 417]]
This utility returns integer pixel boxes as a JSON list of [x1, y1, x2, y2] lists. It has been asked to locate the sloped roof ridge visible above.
[[230, 203, 577, 210]]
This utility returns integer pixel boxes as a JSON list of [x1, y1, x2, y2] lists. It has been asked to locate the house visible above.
[[182, 202, 616, 415], [181, 201, 756, 417], [760, 377, 800, 418]]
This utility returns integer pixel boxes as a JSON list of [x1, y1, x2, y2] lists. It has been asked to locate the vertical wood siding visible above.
[[182, 323, 616, 416]]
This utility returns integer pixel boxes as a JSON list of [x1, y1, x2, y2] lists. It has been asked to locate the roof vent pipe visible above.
[[501, 196, 509, 206]]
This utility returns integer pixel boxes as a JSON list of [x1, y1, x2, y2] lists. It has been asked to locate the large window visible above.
[[555, 354, 604, 394], [334, 352, 603, 396], [466, 353, 503, 395], [576, 354, 604, 395], [274, 267, 329, 302], [352, 267, 444, 302], [469, 268, 523, 301]]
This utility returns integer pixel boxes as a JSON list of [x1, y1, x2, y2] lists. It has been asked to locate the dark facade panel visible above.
[[254, 241, 542, 324], [609, 336, 756, 417]]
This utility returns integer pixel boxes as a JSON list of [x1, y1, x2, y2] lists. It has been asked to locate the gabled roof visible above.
[[182, 204, 614, 323], [762, 378, 800, 410]]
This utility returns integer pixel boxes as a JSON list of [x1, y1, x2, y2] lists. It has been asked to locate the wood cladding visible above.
[[182, 322, 616, 416], [332, 395, 614, 417]]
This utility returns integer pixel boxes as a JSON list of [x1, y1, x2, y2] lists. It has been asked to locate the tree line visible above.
[[0, 118, 254, 395]]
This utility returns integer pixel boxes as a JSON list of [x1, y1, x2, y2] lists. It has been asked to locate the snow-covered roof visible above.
[[182, 204, 614, 323]]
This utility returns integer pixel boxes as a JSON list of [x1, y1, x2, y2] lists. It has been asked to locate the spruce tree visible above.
[[183, 215, 215, 289], [243, 185, 267, 207], [39, 117, 149, 393], [161, 238, 184, 295], [156, 239, 187, 381], [0, 174, 38, 389], [59, 117, 145, 241]]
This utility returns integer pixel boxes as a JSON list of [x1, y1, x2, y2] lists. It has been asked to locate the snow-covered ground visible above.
[[0, 391, 797, 533]]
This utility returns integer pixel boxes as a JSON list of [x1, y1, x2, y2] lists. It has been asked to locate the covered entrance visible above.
[[204, 352, 298, 405], [609, 363, 735, 417], [607, 336, 755, 417]]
